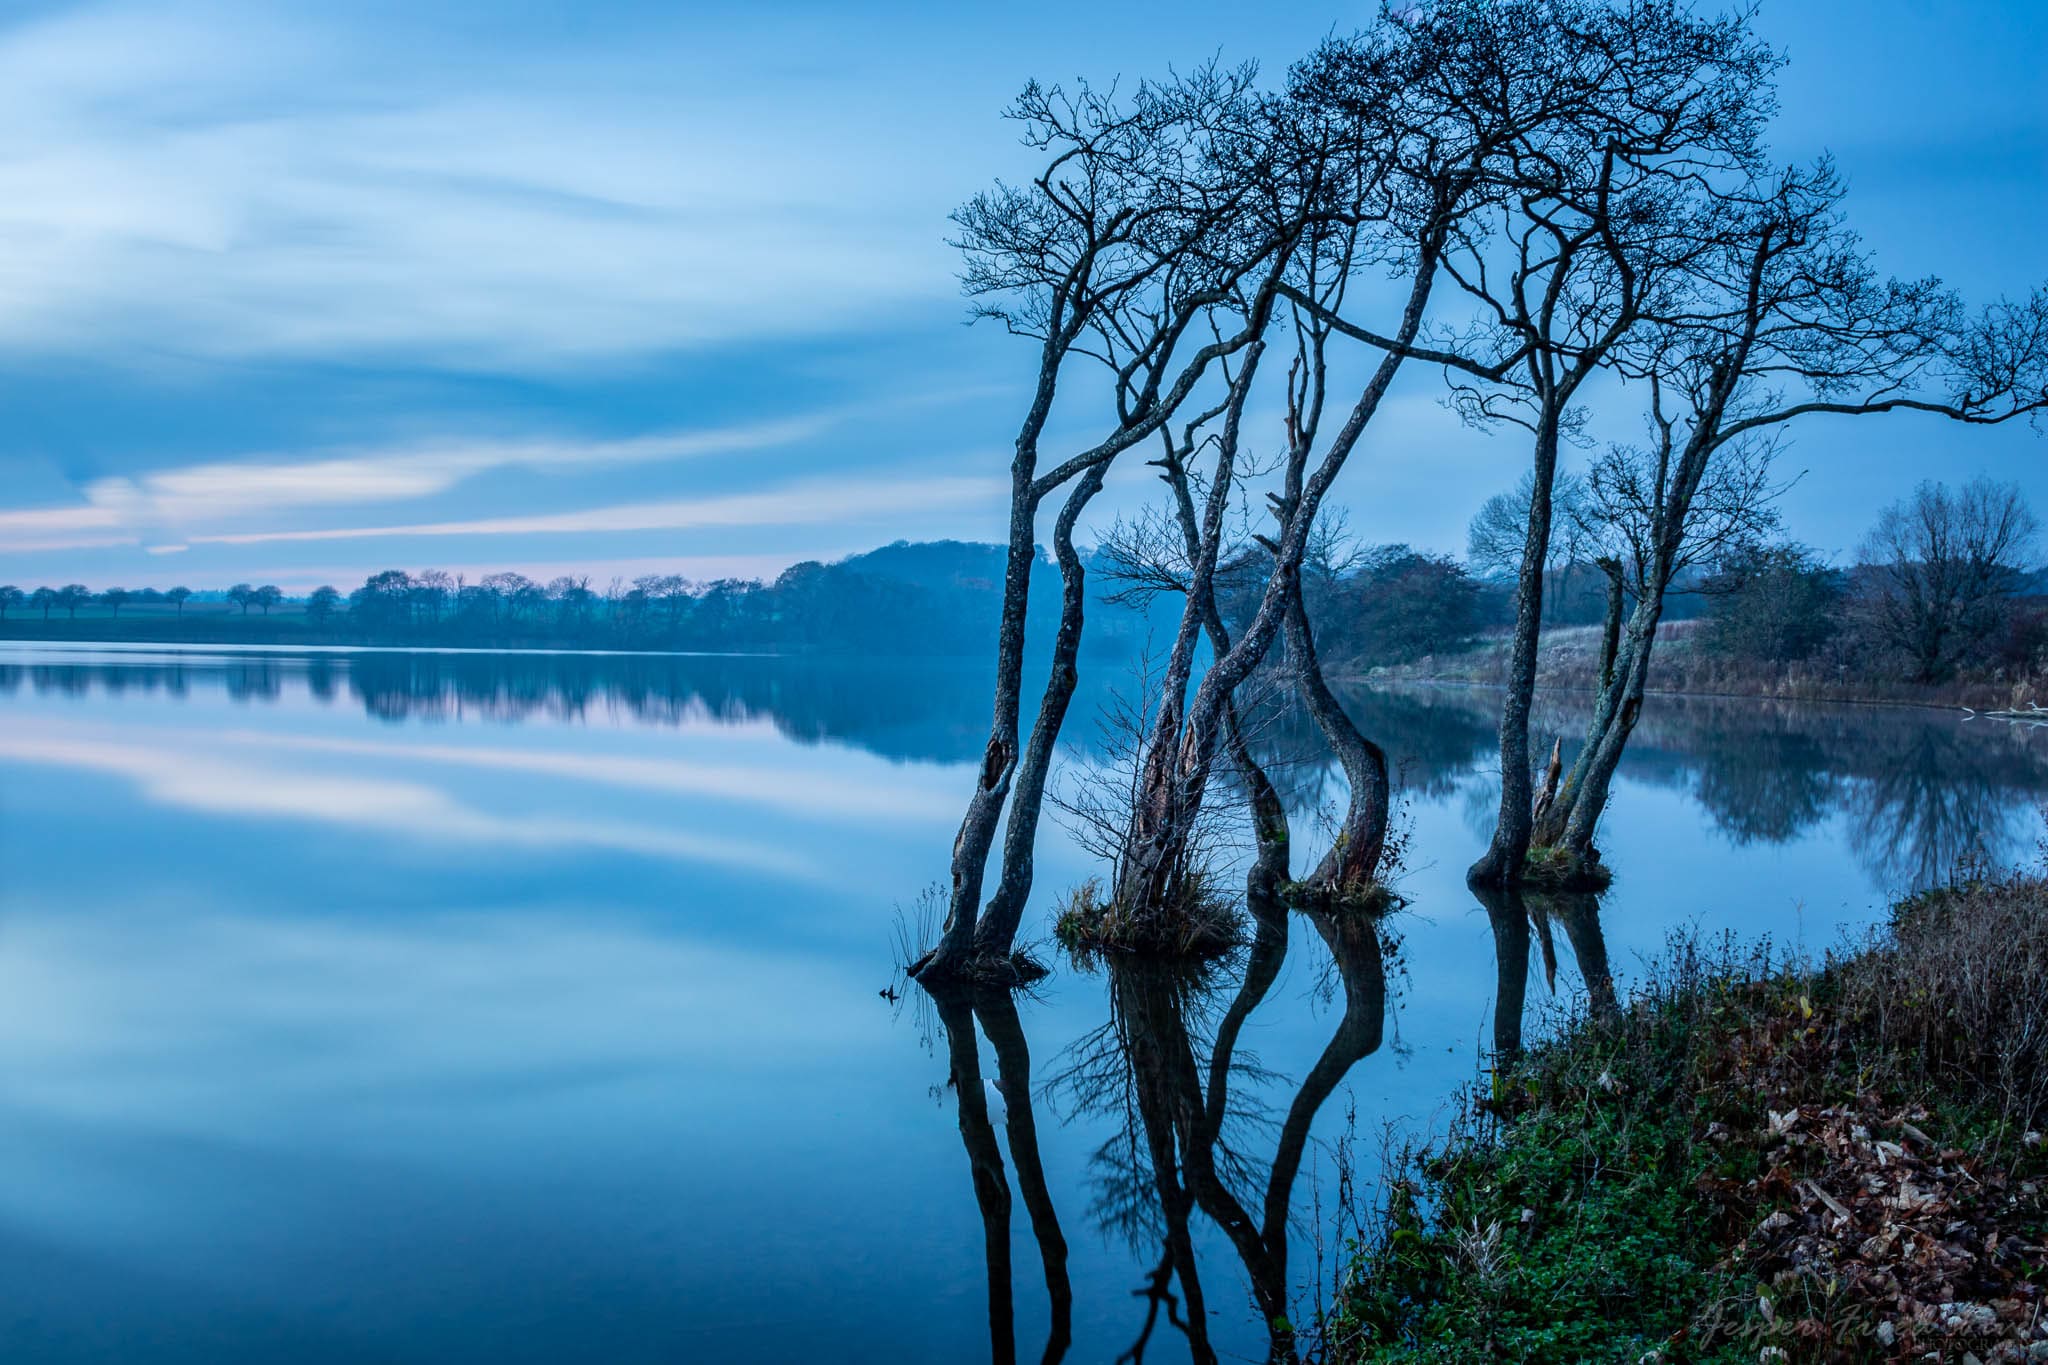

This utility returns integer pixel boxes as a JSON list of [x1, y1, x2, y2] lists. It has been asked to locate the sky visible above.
[[0, 0, 2041, 594]]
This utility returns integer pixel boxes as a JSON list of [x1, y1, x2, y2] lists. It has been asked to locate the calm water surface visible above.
[[1, 642, 2043, 1363]]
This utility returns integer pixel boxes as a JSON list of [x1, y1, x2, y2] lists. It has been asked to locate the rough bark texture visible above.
[[931, 466, 1045, 974], [1283, 587, 1390, 898], [1115, 229, 1446, 923], [1117, 347, 1268, 920], [976, 465, 1108, 959], [1469, 417, 1562, 886], [1160, 446, 1293, 905]]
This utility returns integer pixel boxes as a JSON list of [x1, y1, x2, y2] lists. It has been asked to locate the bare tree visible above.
[[922, 65, 1306, 978], [1105, 6, 1545, 929], [1859, 478, 2040, 683], [0, 585, 21, 620], [1528, 160, 2048, 879]]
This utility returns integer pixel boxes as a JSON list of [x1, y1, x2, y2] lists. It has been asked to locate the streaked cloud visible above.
[[0, 4, 958, 369], [81, 415, 830, 524], [188, 472, 1006, 546], [0, 413, 837, 555]]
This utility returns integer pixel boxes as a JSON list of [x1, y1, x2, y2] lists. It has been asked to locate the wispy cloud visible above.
[[83, 415, 830, 524], [188, 472, 1006, 546], [0, 3, 959, 370], [0, 413, 835, 554]]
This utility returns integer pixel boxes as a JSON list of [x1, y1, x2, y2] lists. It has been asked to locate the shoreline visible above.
[[1327, 873, 2048, 1363]]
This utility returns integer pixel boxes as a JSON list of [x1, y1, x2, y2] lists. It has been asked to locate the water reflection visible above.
[[8, 642, 2045, 898], [5, 643, 2048, 1361], [927, 895, 1390, 1364], [927, 981, 1073, 1365], [1474, 884, 1619, 1061]]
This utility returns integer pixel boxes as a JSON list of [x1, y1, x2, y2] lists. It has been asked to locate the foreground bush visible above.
[[1329, 872, 2048, 1363]]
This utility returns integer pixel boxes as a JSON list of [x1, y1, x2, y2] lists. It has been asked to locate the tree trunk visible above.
[[1595, 557, 1625, 692], [1113, 232, 1445, 927], [1470, 414, 1563, 886], [927, 466, 1041, 975], [928, 984, 1016, 1365], [1259, 905, 1385, 1273], [1283, 587, 1389, 898], [1539, 890, 1618, 1026], [976, 465, 1106, 961], [1537, 560, 1668, 859], [1529, 737, 1562, 830], [1115, 349, 1267, 919], [974, 989, 1072, 1365]]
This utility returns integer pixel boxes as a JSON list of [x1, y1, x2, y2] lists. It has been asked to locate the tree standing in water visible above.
[[1524, 164, 2048, 885]]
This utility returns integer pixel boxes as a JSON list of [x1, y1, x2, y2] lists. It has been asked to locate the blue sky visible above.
[[0, 0, 2041, 592]]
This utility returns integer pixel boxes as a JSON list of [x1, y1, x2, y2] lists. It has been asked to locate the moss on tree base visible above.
[[1521, 843, 1614, 891], [1280, 877, 1403, 917], [1051, 876, 1244, 963]]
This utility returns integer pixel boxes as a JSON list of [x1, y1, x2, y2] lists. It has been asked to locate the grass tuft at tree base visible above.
[[1520, 843, 1614, 891], [1326, 870, 2048, 1364], [1052, 873, 1244, 963]]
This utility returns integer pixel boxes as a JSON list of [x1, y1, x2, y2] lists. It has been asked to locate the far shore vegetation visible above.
[[9, 475, 2041, 715]]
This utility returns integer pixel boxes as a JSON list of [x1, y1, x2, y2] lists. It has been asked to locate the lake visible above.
[[1, 641, 2043, 1363]]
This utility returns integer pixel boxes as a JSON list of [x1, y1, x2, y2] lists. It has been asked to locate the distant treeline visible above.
[[0, 538, 1524, 659], [7, 498, 2040, 689]]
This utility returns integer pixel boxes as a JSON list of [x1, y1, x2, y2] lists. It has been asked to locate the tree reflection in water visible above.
[[7, 650, 2042, 894], [1473, 882, 1618, 1062], [931, 893, 1393, 1365], [924, 981, 1074, 1365]]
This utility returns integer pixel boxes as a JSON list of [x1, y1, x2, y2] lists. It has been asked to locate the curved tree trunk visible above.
[[1557, 604, 1660, 861], [1115, 348, 1268, 921], [1469, 414, 1563, 886], [929, 983, 1017, 1365], [1283, 587, 1389, 899], [1537, 890, 1618, 1025], [1258, 905, 1385, 1269], [1158, 449, 1293, 905], [929, 467, 1044, 975], [1115, 231, 1445, 924], [976, 465, 1108, 961]]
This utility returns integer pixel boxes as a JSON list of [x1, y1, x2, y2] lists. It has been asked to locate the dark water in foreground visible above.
[[1, 642, 2043, 1363]]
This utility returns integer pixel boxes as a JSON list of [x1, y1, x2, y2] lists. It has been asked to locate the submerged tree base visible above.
[[1326, 872, 2048, 1363], [1279, 877, 1403, 917], [1051, 876, 1244, 963], [906, 947, 1052, 987], [1520, 843, 1613, 892]]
